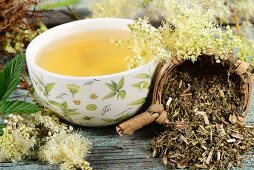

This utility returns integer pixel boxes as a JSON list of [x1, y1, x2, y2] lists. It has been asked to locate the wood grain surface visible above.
[[0, 80, 253, 170]]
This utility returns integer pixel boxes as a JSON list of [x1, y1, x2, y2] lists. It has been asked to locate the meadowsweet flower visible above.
[[39, 132, 92, 170], [92, 0, 254, 64], [2, 21, 47, 54], [0, 112, 91, 170], [123, 18, 169, 68], [118, 0, 244, 66], [0, 115, 36, 163]]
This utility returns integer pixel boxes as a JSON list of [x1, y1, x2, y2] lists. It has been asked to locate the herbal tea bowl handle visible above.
[[26, 18, 159, 126]]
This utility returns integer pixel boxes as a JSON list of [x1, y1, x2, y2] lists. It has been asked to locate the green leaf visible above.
[[38, 96, 50, 106], [67, 109, 80, 115], [129, 97, 146, 106], [117, 77, 124, 90], [45, 83, 55, 95], [0, 100, 39, 114], [0, 54, 25, 101], [135, 73, 150, 79], [103, 91, 117, 100], [68, 109, 77, 112], [67, 84, 80, 89], [62, 114, 73, 121], [83, 116, 94, 120], [0, 123, 5, 136], [101, 118, 115, 123], [132, 81, 149, 89], [38, 0, 79, 10], [31, 77, 40, 86], [114, 113, 131, 123], [111, 81, 117, 88], [118, 90, 126, 99], [49, 100, 65, 109], [132, 81, 145, 89], [86, 104, 97, 111], [106, 82, 117, 91], [31, 73, 43, 86], [62, 101, 68, 111]]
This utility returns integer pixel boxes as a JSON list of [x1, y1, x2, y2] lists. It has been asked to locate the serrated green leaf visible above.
[[101, 118, 115, 123], [45, 83, 55, 95], [106, 82, 117, 91], [49, 100, 65, 109], [38, 0, 79, 10], [135, 73, 150, 79], [0, 100, 39, 114], [129, 97, 146, 106], [0, 54, 25, 101], [103, 91, 117, 100], [118, 90, 126, 99], [83, 116, 94, 120], [117, 77, 124, 90]]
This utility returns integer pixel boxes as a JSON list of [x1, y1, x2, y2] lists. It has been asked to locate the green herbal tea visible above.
[[36, 29, 132, 76]]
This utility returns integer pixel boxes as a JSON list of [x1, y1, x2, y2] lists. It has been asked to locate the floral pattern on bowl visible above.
[[29, 61, 158, 126]]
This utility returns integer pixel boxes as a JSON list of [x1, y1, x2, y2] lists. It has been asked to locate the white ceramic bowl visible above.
[[26, 18, 158, 126]]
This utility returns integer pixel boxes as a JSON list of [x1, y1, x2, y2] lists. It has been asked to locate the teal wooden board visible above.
[[247, 88, 254, 122], [0, 86, 254, 170]]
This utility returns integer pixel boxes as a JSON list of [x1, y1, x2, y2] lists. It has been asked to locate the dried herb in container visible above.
[[117, 54, 254, 169]]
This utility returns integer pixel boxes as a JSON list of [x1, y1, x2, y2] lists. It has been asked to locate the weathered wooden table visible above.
[[1, 9, 254, 170], [0, 75, 254, 170]]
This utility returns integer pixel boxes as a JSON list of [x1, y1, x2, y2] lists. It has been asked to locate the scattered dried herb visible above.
[[0, 0, 47, 55], [150, 56, 254, 169], [0, 0, 37, 32]]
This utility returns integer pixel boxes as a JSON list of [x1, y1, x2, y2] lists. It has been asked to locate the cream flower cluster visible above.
[[123, 18, 170, 68], [0, 112, 92, 170], [92, 0, 254, 65], [0, 114, 36, 162], [159, 0, 242, 62], [2, 21, 47, 54], [39, 132, 91, 170], [114, 0, 245, 66]]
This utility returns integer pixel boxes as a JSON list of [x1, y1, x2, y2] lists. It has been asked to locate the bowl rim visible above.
[[26, 18, 156, 80]]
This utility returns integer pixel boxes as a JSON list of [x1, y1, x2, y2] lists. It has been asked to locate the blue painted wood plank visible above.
[[1, 82, 254, 170]]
